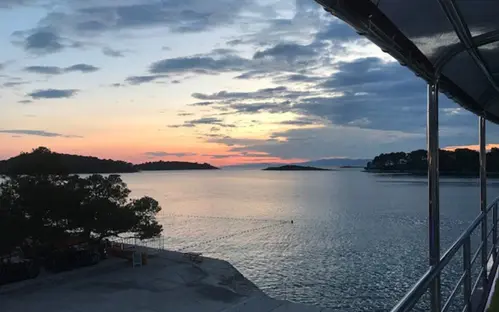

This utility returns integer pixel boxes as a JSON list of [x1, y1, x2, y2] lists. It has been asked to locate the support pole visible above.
[[428, 82, 441, 312], [479, 116, 488, 296]]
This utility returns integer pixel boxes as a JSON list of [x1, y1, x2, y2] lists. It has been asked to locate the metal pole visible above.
[[428, 82, 441, 312], [479, 116, 488, 295], [463, 236, 472, 312], [494, 202, 498, 261]]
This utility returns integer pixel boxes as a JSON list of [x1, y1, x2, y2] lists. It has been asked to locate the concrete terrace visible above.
[[0, 250, 333, 312]]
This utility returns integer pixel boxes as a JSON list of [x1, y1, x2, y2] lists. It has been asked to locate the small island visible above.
[[263, 165, 331, 171], [136, 161, 218, 171]]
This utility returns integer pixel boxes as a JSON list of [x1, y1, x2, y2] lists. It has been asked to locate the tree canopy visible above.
[[0, 174, 162, 256], [0, 147, 137, 174], [365, 148, 499, 175], [0, 147, 219, 174]]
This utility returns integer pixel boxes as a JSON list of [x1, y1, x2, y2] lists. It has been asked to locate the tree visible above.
[[0, 174, 163, 256], [0, 147, 137, 175], [366, 148, 499, 175]]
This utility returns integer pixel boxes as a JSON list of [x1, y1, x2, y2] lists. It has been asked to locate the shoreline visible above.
[[364, 169, 499, 178], [1, 247, 329, 312]]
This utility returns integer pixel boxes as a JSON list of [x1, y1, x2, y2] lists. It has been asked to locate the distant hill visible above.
[[365, 148, 499, 176], [135, 161, 218, 171], [222, 162, 283, 170], [222, 158, 369, 169], [296, 158, 369, 168], [0, 147, 137, 174], [0, 147, 219, 175], [263, 165, 331, 171]]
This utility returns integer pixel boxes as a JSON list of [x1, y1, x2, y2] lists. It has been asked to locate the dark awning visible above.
[[315, 0, 499, 124]]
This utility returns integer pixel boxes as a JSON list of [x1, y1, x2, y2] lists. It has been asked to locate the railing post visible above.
[[428, 82, 441, 312], [479, 116, 488, 296], [464, 236, 472, 312], [494, 202, 498, 261]]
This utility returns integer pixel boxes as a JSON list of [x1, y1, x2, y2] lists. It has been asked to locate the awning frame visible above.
[[315, 0, 499, 124]]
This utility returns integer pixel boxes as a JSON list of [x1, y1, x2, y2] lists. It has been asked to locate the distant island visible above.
[[263, 165, 331, 171], [0, 147, 137, 174], [0, 147, 218, 174], [365, 148, 499, 176], [136, 161, 218, 171]]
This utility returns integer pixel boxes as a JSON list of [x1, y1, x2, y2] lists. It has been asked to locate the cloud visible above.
[[16, 28, 65, 54], [187, 117, 225, 125], [221, 126, 425, 160], [229, 102, 292, 114], [28, 89, 79, 99], [253, 42, 318, 62], [0, 129, 82, 138], [279, 116, 326, 126], [169, 117, 235, 128], [150, 55, 250, 75], [65, 64, 99, 73], [145, 22, 351, 80], [0, 0, 39, 9], [125, 75, 166, 85], [145, 151, 197, 157], [189, 101, 213, 106], [168, 124, 195, 128], [192, 86, 308, 101], [201, 154, 233, 159], [190, 57, 446, 133], [25, 66, 62, 75], [3, 81, 29, 88], [272, 74, 323, 84], [32, 0, 270, 40], [24, 64, 99, 75], [233, 71, 274, 80], [102, 47, 126, 57]]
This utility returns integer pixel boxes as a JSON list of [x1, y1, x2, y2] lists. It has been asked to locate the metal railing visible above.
[[107, 236, 165, 255], [391, 197, 499, 312]]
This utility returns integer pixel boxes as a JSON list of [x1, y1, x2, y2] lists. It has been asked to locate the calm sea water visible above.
[[119, 169, 499, 311]]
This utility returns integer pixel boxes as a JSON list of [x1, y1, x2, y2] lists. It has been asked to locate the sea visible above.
[[20, 169, 499, 311]]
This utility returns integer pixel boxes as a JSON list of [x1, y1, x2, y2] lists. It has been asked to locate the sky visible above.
[[0, 0, 497, 166]]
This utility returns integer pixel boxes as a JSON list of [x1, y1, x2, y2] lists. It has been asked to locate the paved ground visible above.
[[0, 250, 333, 312]]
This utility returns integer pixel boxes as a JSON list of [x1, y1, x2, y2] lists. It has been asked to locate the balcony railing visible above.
[[391, 197, 499, 312]]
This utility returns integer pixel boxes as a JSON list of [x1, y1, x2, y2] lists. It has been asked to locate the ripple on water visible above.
[[120, 170, 497, 312]]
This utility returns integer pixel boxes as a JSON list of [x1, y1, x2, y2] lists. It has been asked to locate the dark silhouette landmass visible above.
[[298, 158, 369, 168], [263, 165, 331, 171], [136, 161, 218, 171], [0, 147, 137, 174], [0, 147, 218, 174], [365, 148, 499, 176]]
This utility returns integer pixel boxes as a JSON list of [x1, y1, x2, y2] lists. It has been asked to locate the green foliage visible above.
[[366, 148, 499, 175], [0, 147, 137, 175], [0, 174, 162, 255]]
